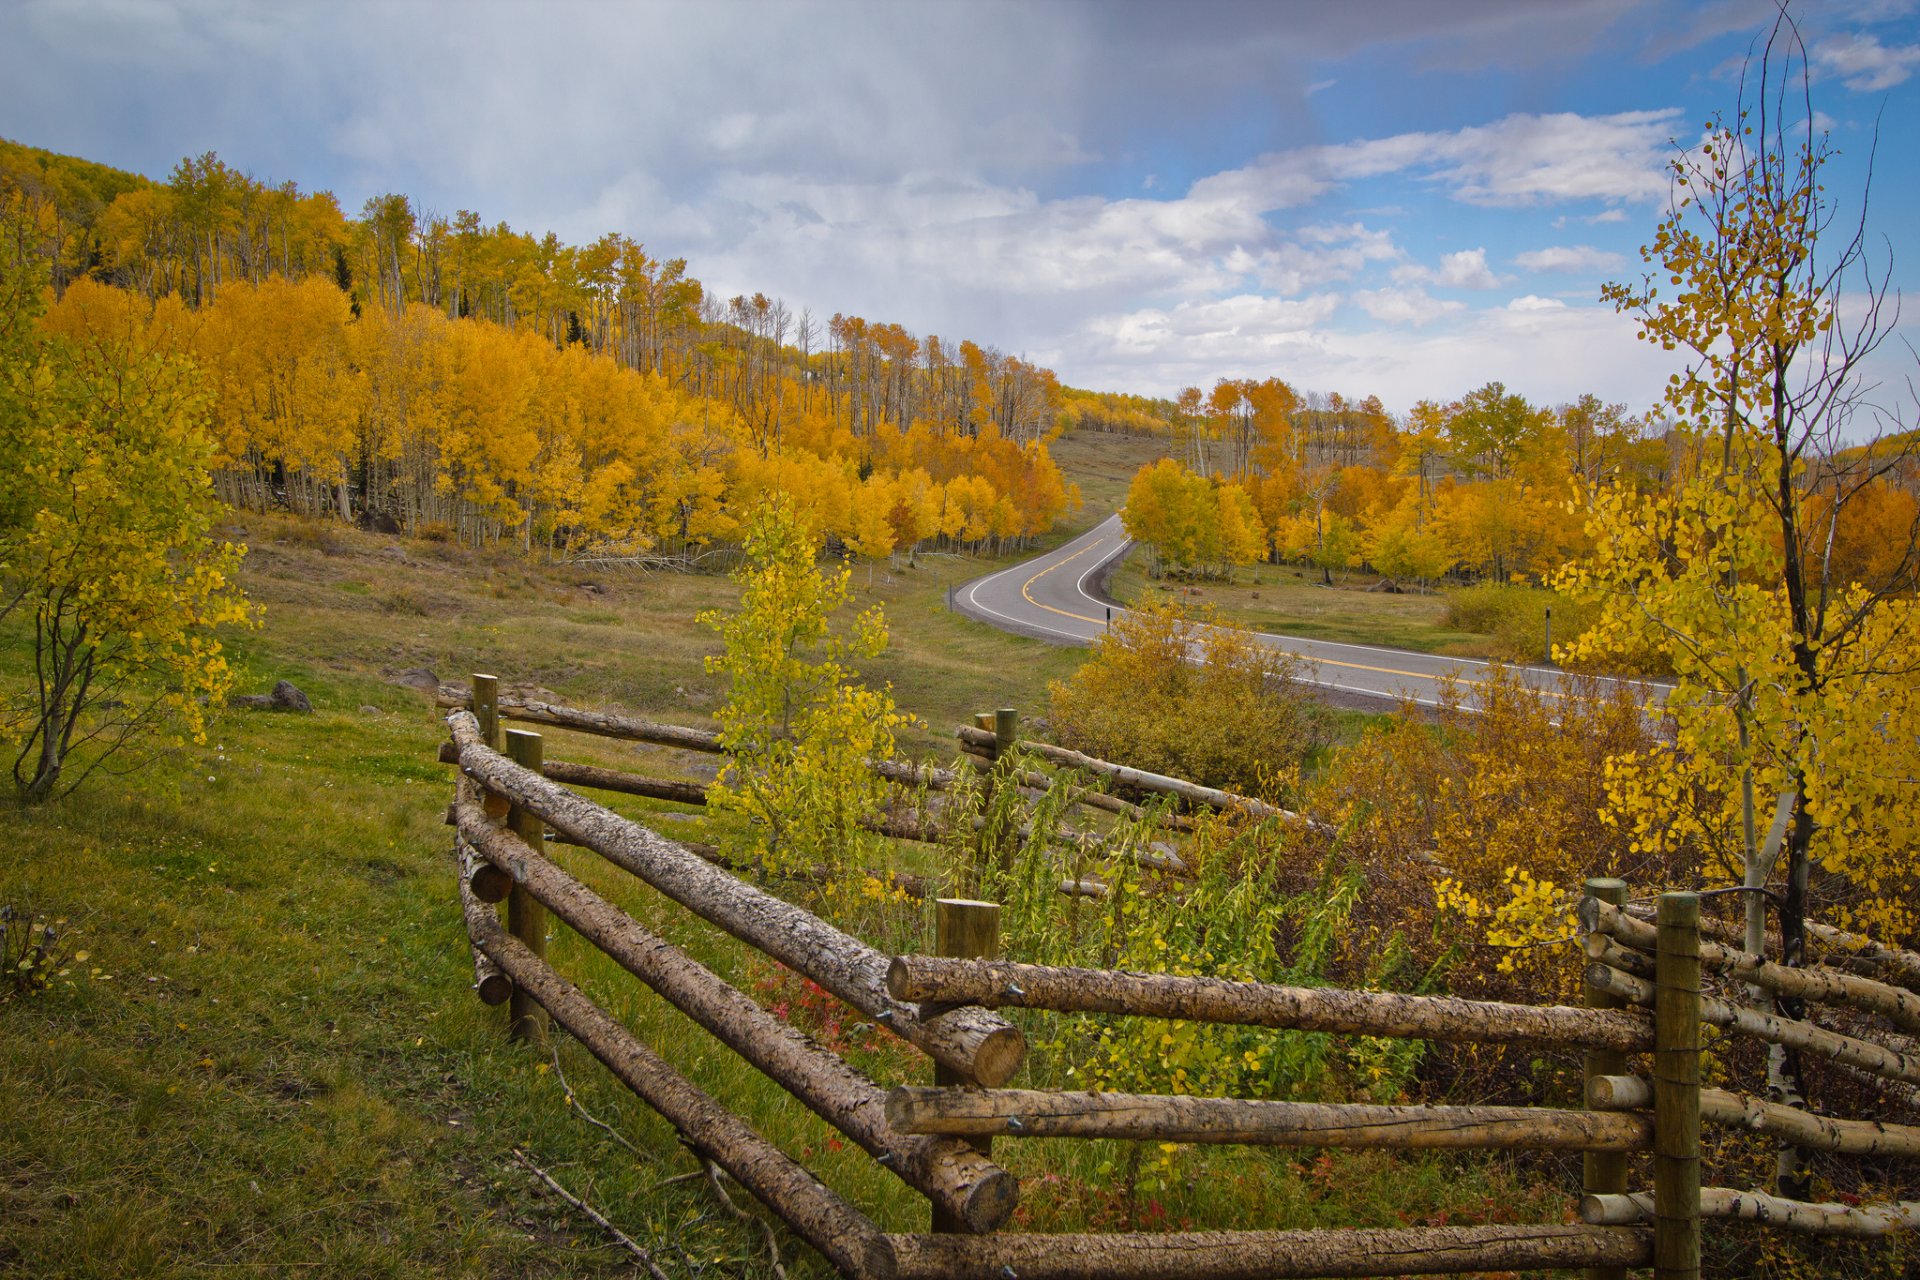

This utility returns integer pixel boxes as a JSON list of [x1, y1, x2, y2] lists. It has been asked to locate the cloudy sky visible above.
[[3, 0, 1917, 416]]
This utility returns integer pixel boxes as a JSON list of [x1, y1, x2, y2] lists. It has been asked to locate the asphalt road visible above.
[[953, 513, 1670, 711]]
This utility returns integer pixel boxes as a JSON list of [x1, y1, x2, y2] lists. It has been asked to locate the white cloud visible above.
[[1513, 244, 1627, 272], [1354, 286, 1467, 326], [1812, 31, 1920, 92], [1507, 294, 1569, 311], [1395, 247, 1502, 289], [1060, 299, 1681, 413]]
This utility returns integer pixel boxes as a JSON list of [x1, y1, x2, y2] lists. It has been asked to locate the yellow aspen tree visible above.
[[1562, 10, 1920, 1126], [1, 221, 252, 802]]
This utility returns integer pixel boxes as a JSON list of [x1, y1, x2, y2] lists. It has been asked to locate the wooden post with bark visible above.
[[472, 674, 510, 822], [931, 897, 1001, 1233], [504, 728, 549, 1047], [1653, 891, 1701, 1280], [1582, 877, 1630, 1280]]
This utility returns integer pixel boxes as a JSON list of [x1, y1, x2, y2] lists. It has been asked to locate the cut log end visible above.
[[469, 862, 512, 905], [474, 972, 514, 1006], [967, 1025, 1027, 1088]]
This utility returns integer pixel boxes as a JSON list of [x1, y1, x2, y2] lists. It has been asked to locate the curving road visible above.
[[953, 513, 1669, 711]]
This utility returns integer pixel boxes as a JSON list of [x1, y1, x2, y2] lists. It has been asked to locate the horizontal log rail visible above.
[[1582, 1188, 1920, 1237], [438, 684, 724, 752], [957, 727, 1318, 829], [884, 1086, 1652, 1152], [459, 886, 897, 1280], [1587, 1073, 1920, 1159], [954, 743, 1198, 832], [887, 956, 1654, 1052], [1585, 962, 1920, 1086], [1583, 897, 1920, 1033], [883, 1223, 1650, 1279], [450, 711, 1026, 1085], [1807, 921, 1920, 990], [455, 798, 1018, 1231], [439, 685, 961, 790]]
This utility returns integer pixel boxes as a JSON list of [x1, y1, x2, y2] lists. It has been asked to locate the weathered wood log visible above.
[[461, 896, 896, 1280], [1586, 962, 1920, 1086], [869, 758, 961, 792], [1807, 920, 1920, 990], [929, 899, 1000, 1234], [1584, 897, 1920, 1033], [1581, 875, 1631, 1280], [958, 728, 1316, 828], [1588, 1073, 1920, 1158], [440, 739, 715, 805], [884, 1087, 1651, 1151], [1652, 892, 1701, 1280], [1583, 1188, 1920, 1237], [455, 836, 513, 1006], [1584, 932, 1655, 978], [456, 805, 1017, 1232], [504, 730, 551, 1047], [438, 684, 724, 751], [886, 956, 1654, 1052], [440, 685, 958, 792], [884, 1223, 1650, 1279], [450, 712, 1025, 1085]]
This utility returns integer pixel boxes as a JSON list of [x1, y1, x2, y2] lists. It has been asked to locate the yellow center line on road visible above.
[[1015, 534, 1554, 696]]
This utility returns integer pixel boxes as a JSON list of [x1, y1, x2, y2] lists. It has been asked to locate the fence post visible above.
[[505, 728, 550, 1047], [472, 672, 501, 748], [472, 673, 511, 821], [931, 897, 1000, 1234], [1581, 876, 1630, 1280], [1653, 891, 1701, 1280], [992, 709, 1018, 872]]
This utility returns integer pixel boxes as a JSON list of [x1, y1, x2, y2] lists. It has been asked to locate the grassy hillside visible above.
[[1, 488, 1567, 1278]]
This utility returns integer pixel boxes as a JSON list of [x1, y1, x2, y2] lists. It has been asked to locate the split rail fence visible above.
[[438, 676, 1920, 1278]]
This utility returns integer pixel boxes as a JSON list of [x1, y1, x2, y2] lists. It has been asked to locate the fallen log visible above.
[[1587, 1073, 1920, 1159], [1582, 897, 1920, 1033], [1582, 1188, 1920, 1237], [885, 1223, 1649, 1279], [887, 956, 1653, 1052], [462, 899, 895, 1279], [457, 803, 1017, 1232], [884, 1086, 1650, 1152], [1585, 962, 1920, 1086], [450, 712, 1024, 1085]]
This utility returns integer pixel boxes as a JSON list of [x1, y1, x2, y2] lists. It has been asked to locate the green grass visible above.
[[2, 484, 1571, 1277], [1045, 428, 1170, 529], [1105, 558, 1496, 657]]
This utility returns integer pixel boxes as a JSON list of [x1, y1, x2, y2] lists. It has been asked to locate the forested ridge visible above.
[[0, 138, 1075, 561]]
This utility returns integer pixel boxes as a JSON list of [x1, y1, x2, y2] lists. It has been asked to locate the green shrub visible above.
[[1442, 583, 1599, 664]]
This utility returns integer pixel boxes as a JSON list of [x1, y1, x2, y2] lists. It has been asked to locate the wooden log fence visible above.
[[449, 709, 1027, 1087], [439, 674, 1919, 1278], [1588, 1073, 1920, 1159], [883, 1223, 1651, 1279], [956, 725, 1319, 830], [453, 794, 1017, 1232], [884, 1086, 1651, 1151], [1582, 1188, 1920, 1238], [1583, 896, 1920, 1033], [885, 955, 1654, 1052], [1584, 961, 1920, 1086]]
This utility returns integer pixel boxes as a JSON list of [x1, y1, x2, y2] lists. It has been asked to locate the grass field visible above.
[[1104, 558, 1501, 658], [1, 452, 1572, 1278]]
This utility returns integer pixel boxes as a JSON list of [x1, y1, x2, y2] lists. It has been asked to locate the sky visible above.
[[3, 0, 1918, 419]]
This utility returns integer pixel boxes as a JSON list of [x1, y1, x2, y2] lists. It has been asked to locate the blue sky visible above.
[[3, 0, 1917, 419]]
